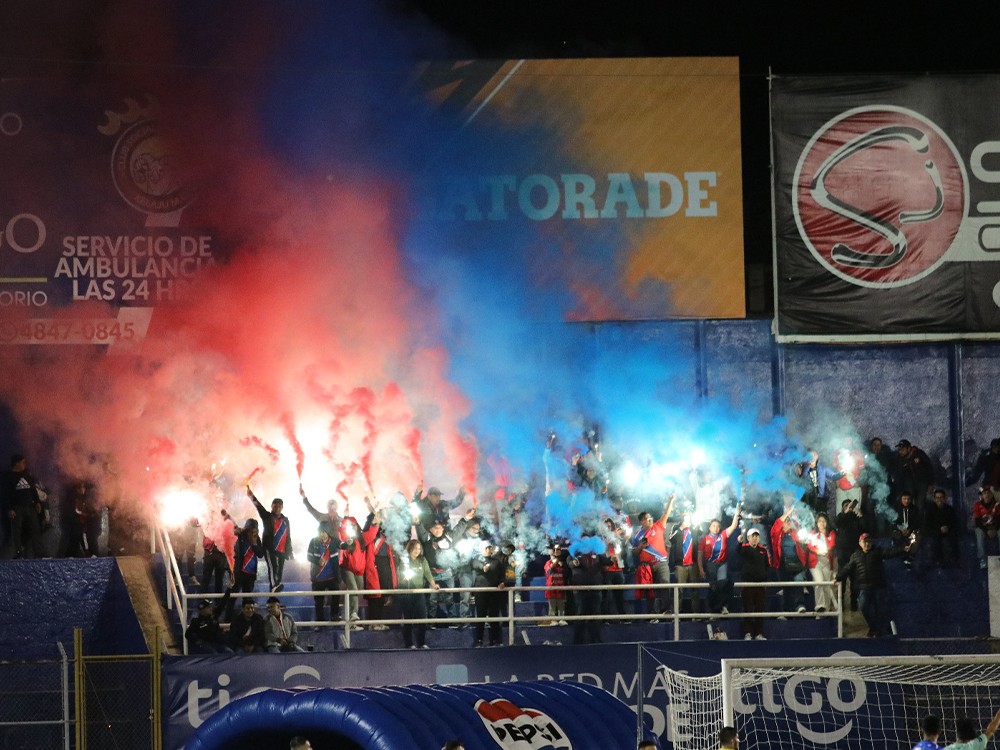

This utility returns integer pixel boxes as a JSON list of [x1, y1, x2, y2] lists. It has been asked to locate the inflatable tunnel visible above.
[[185, 680, 647, 750]]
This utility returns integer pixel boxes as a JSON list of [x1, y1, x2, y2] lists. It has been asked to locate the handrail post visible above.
[[57, 641, 70, 750], [343, 590, 351, 649], [74, 628, 85, 750], [673, 586, 680, 641], [507, 587, 516, 645]]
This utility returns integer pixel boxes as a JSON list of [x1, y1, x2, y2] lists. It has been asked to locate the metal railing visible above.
[[157, 527, 843, 653]]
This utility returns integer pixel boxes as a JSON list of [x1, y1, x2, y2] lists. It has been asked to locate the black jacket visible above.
[[836, 545, 901, 590], [475, 552, 507, 588], [923, 501, 957, 537], [738, 542, 771, 582], [185, 591, 231, 647], [835, 510, 863, 555], [893, 501, 921, 536], [249, 491, 293, 557]]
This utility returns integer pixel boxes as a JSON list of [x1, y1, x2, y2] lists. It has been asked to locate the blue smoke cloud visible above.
[[243, 2, 883, 557]]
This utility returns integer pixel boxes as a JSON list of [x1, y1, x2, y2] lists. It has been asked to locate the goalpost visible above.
[[658, 654, 1000, 750]]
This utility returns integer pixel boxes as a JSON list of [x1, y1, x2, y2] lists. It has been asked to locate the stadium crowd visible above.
[[2, 431, 998, 649]]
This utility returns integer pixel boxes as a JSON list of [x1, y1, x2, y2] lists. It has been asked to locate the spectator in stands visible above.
[[698, 509, 741, 615], [171, 516, 201, 587], [228, 598, 266, 653], [602, 518, 628, 622], [2, 453, 44, 559], [59, 480, 101, 557], [737, 527, 771, 640], [265, 596, 305, 652], [500, 541, 518, 618], [924, 488, 960, 567], [896, 440, 935, 510], [719, 726, 739, 748], [795, 450, 840, 515], [221, 513, 263, 617], [290, 737, 313, 750], [302, 485, 364, 624], [631, 494, 676, 619], [913, 714, 942, 750], [570, 540, 607, 644], [473, 540, 506, 647], [892, 491, 922, 568], [947, 707, 1000, 750], [835, 533, 906, 637], [967, 438, 1000, 491], [867, 437, 895, 485], [247, 486, 292, 593], [414, 513, 456, 625], [185, 591, 233, 654], [360, 498, 396, 629], [414, 485, 465, 532], [805, 513, 837, 613], [973, 486, 999, 570], [398, 538, 437, 649], [544, 542, 568, 626], [770, 506, 809, 614], [301, 486, 342, 534], [307, 521, 342, 622], [835, 498, 863, 611], [670, 508, 702, 614], [834, 440, 865, 517], [338, 515, 366, 628], [453, 510, 486, 623], [200, 537, 229, 594]]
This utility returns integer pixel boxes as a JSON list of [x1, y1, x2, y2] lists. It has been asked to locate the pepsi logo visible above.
[[474, 698, 572, 749]]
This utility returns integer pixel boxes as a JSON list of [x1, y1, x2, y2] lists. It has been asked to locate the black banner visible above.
[[772, 75, 1000, 341]]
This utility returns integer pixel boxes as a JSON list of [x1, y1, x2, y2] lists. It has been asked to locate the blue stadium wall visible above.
[[591, 320, 999, 513], [0, 557, 146, 659]]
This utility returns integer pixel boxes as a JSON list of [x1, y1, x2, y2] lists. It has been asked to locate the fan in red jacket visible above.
[[361, 497, 398, 630], [770, 508, 810, 614]]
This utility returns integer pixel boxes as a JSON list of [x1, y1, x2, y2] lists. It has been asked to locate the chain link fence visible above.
[[80, 655, 154, 750], [0, 652, 70, 749]]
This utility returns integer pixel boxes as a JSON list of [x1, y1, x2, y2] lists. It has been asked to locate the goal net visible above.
[[657, 654, 1000, 750]]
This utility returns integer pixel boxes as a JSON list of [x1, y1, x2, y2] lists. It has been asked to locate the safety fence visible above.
[[0, 644, 70, 749], [0, 631, 160, 750], [75, 628, 160, 750], [157, 527, 843, 654]]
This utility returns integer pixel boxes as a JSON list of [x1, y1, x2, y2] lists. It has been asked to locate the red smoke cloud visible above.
[[0, 2, 479, 543]]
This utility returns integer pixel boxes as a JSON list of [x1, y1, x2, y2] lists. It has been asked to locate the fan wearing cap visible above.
[[413, 484, 466, 533], [185, 590, 233, 654], [836, 532, 908, 637], [737, 525, 771, 640], [973, 485, 999, 570], [264, 596, 305, 652]]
